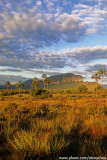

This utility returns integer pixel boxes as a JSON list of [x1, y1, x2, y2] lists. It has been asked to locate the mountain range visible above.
[[0, 73, 104, 90], [22, 73, 100, 90]]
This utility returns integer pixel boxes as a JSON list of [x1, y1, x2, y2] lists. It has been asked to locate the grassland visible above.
[[0, 89, 107, 160]]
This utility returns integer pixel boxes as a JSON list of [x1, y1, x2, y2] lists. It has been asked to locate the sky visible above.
[[0, 0, 107, 84]]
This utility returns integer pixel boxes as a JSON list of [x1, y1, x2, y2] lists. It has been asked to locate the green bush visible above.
[[78, 85, 88, 94], [65, 89, 76, 94], [30, 89, 45, 96], [31, 89, 53, 99], [94, 85, 103, 91]]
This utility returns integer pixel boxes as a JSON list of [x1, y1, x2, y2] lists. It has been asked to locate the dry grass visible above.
[[0, 90, 107, 159]]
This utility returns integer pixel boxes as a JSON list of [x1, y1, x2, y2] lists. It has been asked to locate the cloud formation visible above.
[[0, 0, 107, 81], [0, 0, 106, 48], [0, 46, 107, 71], [85, 64, 107, 72]]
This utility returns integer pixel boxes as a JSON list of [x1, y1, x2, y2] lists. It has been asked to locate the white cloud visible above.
[[0, 0, 107, 78], [36, 1, 42, 6], [0, 44, 107, 72], [72, 3, 107, 34]]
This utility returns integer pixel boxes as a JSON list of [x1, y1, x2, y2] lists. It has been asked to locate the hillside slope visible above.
[[0, 73, 101, 90], [23, 73, 98, 90]]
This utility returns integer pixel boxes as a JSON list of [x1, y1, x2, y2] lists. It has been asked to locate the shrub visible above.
[[30, 89, 45, 96], [65, 89, 76, 94], [36, 103, 50, 117], [31, 89, 53, 99], [78, 85, 88, 94], [94, 85, 103, 91]]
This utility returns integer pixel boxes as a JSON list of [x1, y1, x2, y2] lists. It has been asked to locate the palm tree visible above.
[[98, 68, 107, 87], [42, 74, 47, 89], [92, 72, 101, 92], [16, 81, 24, 94], [45, 78, 51, 89], [31, 77, 39, 89], [5, 81, 11, 90]]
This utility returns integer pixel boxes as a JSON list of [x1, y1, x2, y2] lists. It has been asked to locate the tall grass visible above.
[[0, 92, 107, 159]]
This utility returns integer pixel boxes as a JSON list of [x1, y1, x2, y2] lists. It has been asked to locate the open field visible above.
[[0, 89, 107, 160]]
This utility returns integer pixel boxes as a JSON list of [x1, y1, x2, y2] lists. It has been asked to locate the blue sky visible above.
[[0, 0, 107, 84]]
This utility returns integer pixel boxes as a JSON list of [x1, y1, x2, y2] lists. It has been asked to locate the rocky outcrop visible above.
[[22, 73, 83, 89], [50, 73, 83, 84]]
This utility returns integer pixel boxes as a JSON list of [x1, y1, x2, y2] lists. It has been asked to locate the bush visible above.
[[31, 89, 53, 99], [65, 89, 76, 94], [36, 103, 50, 117], [94, 85, 103, 91], [30, 89, 45, 96], [78, 85, 88, 94], [65, 89, 72, 94]]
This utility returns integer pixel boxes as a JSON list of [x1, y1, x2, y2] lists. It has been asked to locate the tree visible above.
[[91, 72, 101, 83], [42, 74, 47, 89], [16, 81, 24, 94], [98, 68, 107, 86], [45, 78, 51, 89], [31, 77, 39, 89], [78, 85, 88, 94], [92, 72, 101, 93], [5, 81, 11, 90]]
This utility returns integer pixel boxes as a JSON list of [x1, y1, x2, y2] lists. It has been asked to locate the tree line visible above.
[[5, 68, 107, 92], [5, 74, 51, 92]]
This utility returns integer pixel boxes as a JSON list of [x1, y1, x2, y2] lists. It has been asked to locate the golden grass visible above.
[[0, 91, 107, 159]]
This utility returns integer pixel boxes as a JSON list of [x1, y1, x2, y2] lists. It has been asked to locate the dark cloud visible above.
[[85, 64, 107, 72], [0, 68, 23, 72], [70, 46, 107, 64], [0, 46, 107, 70]]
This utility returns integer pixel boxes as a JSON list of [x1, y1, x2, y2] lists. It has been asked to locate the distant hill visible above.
[[22, 73, 99, 90], [22, 73, 82, 89], [0, 73, 103, 90], [0, 75, 29, 85], [0, 85, 5, 89]]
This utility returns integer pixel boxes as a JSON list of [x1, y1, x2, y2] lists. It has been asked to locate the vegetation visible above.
[[0, 87, 107, 160], [98, 68, 107, 86], [16, 81, 24, 94], [5, 81, 11, 90], [42, 74, 47, 89], [78, 85, 88, 94], [30, 89, 53, 99], [31, 77, 39, 89], [92, 68, 107, 87], [91, 72, 101, 83], [0, 69, 106, 159], [45, 78, 51, 89]]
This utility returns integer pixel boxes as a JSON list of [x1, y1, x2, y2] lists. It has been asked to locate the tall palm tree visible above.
[[45, 78, 51, 90], [31, 77, 39, 89], [98, 68, 107, 87], [16, 81, 24, 94], [5, 81, 11, 90], [42, 74, 47, 89], [92, 72, 101, 92]]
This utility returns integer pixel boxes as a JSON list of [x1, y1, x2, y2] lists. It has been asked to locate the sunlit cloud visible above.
[[0, 0, 107, 83]]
